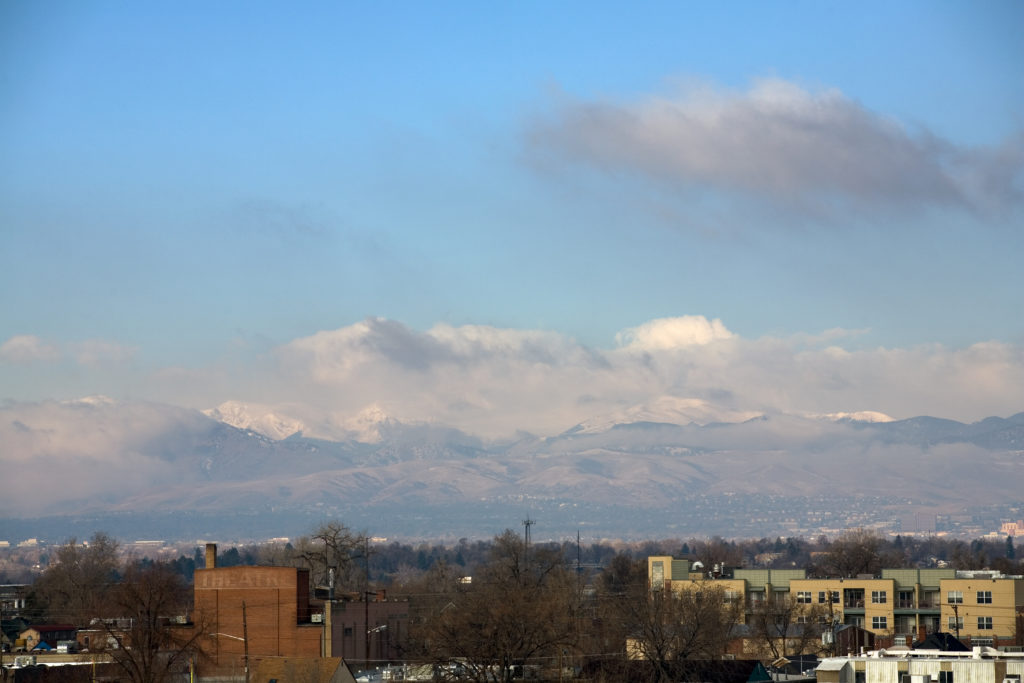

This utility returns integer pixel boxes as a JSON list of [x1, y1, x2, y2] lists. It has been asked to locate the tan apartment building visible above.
[[939, 571, 1024, 647], [788, 569, 955, 644], [647, 557, 1024, 649]]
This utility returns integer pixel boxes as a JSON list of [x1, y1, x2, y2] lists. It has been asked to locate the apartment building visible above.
[[939, 571, 1024, 648], [787, 569, 956, 644], [647, 557, 1024, 649]]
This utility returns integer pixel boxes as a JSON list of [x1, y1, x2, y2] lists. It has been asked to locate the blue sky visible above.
[[1, 1, 1022, 431]]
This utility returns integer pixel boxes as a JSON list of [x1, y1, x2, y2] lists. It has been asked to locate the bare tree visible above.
[[625, 582, 742, 683], [94, 561, 208, 683], [31, 532, 121, 625], [413, 530, 576, 683], [292, 520, 367, 592], [819, 529, 883, 578], [690, 537, 743, 574], [748, 595, 825, 660]]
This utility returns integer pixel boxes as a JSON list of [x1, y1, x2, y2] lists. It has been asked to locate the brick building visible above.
[[192, 544, 325, 677]]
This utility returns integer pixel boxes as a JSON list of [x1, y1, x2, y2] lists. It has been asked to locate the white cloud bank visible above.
[[0, 335, 60, 363], [3, 317, 1022, 443], [0, 335, 135, 367], [1, 315, 1020, 515], [238, 315, 1023, 440], [527, 78, 1024, 217]]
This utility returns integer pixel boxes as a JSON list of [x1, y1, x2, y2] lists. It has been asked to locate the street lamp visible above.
[[208, 632, 248, 683], [364, 590, 379, 665]]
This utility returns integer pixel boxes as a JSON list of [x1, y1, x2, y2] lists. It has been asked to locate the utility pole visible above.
[[242, 601, 250, 683], [522, 517, 534, 568], [323, 566, 335, 658], [364, 536, 371, 666]]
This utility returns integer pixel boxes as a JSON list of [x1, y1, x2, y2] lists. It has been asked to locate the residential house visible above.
[[18, 625, 76, 651]]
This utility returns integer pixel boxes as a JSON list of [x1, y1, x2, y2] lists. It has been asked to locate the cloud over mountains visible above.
[[2, 315, 1021, 526], [259, 315, 1022, 439], [3, 315, 1021, 443]]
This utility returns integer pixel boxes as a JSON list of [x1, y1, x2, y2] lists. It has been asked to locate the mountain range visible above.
[[1, 397, 1021, 542]]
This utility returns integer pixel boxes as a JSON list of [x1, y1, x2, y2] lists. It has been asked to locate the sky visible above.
[[1, 1, 1022, 439]]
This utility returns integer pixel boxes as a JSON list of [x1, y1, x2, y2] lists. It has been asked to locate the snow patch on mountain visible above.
[[566, 396, 763, 434], [204, 401, 306, 440], [340, 403, 401, 443], [64, 395, 117, 407], [812, 410, 895, 423]]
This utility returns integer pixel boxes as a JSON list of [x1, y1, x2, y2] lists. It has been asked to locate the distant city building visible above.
[[1001, 520, 1024, 537]]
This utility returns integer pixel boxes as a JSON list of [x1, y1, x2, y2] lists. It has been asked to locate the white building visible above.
[[816, 648, 1024, 683]]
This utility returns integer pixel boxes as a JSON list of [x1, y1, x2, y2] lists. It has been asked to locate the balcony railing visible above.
[[845, 600, 865, 609]]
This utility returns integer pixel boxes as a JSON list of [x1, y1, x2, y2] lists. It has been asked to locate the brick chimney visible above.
[[205, 543, 217, 569]]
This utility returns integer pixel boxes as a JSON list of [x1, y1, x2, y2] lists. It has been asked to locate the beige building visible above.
[[939, 571, 1024, 647], [648, 557, 1024, 649]]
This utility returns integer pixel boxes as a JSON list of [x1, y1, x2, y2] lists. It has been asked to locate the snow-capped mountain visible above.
[[3, 396, 1022, 540], [204, 400, 306, 440]]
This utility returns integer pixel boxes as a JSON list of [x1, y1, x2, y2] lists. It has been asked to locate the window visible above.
[[938, 671, 953, 683], [947, 590, 963, 604], [872, 616, 887, 629], [796, 591, 812, 604], [948, 616, 963, 630], [898, 590, 914, 607], [651, 561, 664, 588], [978, 616, 993, 630], [977, 591, 992, 604], [724, 590, 740, 602], [871, 590, 887, 604], [818, 591, 827, 604], [832, 591, 840, 604], [894, 636, 907, 647], [973, 637, 993, 647], [797, 615, 809, 624]]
